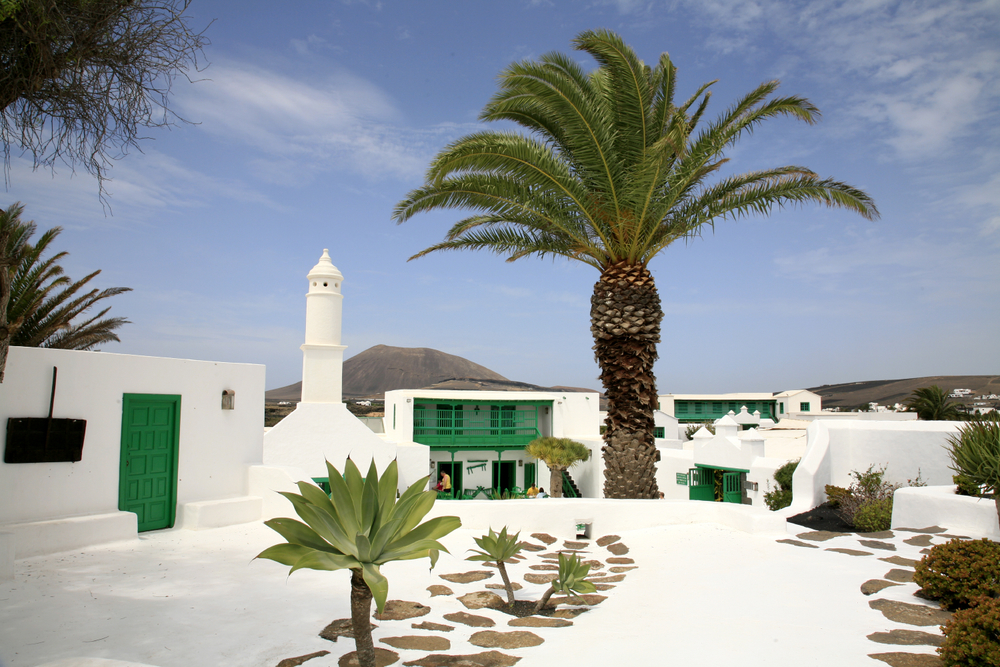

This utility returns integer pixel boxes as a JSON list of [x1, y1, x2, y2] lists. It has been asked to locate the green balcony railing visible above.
[[413, 403, 543, 448]]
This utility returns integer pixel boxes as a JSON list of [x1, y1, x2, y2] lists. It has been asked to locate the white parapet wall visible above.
[[426, 497, 788, 537], [893, 486, 1000, 541], [781, 419, 962, 518]]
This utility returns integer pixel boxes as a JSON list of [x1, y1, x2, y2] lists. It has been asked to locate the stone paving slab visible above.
[[868, 599, 953, 627], [381, 636, 451, 651], [596, 535, 620, 547], [879, 556, 920, 568], [861, 579, 901, 596], [867, 652, 942, 666], [884, 568, 915, 583], [402, 651, 522, 667], [859, 540, 897, 551], [440, 571, 494, 584], [443, 611, 495, 628], [777, 538, 819, 549], [825, 548, 872, 556], [469, 630, 544, 649], [867, 629, 944, 647], [796, 531, 849, 542], [338, 648, 400, 667], [903, 535, 935, 547]]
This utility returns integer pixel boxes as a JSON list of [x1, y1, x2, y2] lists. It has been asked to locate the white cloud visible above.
[[175, 61, 467, 182], [679, 0, 1000, 160]]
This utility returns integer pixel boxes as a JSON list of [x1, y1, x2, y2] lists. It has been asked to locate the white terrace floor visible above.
[[0, 515, 957, 667]]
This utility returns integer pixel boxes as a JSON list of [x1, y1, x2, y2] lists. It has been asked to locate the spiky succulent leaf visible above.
[[467, 526, 522, 563], [258, 459, 461, 610], [255, 543, 313, 567]]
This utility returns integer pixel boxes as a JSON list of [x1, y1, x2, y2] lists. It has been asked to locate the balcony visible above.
[[412, 401, 546, 450]]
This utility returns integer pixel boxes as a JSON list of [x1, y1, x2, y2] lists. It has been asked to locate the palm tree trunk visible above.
[[591, 261, 663, 499], [497, 561, 515, 606], [549, 465, 565, 498], [350, 568, 376, 667], [534, 584, 556, 614]]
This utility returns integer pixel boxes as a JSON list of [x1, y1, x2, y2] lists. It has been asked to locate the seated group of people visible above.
[[525, 484, 548, 498], [434, 471, 549, 498]]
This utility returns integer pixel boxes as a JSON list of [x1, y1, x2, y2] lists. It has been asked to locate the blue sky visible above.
[[5, 0, 999, 393]]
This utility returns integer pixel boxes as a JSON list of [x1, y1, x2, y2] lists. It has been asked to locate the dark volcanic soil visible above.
[[787, 502, 857, 533]]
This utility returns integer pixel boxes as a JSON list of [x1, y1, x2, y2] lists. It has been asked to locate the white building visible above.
[[659, 389, 823, 424], [0, 346, 266, 563], [383, 389, 602, 498]]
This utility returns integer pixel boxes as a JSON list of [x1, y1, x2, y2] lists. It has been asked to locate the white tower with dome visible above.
[[300, 249, 346, 404]]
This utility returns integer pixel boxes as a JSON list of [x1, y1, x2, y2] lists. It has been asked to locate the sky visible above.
[[4, 0, 999, 394]]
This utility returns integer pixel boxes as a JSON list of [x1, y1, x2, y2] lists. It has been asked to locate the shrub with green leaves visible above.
[[853, 496, 894, 533], [914, 538, 1000, 611], [533, 552, 598, 614], [764, 459, 798, 511], [256, 458, 461, 667], [836, 464, 899, 531], [939, 596, 1000, 666], [825, 484, 850, 508], [467, 527, 523, 606]]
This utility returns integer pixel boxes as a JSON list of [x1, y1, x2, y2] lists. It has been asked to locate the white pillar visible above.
[[300, 249, 347, 404]]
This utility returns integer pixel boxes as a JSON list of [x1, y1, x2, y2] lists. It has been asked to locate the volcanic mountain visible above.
[[267, 345, 513, 401]]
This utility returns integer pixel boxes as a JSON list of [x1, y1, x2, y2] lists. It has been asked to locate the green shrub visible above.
[[773, 459, 799, 490], [764, 488, 792, 511], [825, 484, 850, 508], [914, 538, 1000, 611], [836, 464, 900, 529], [954, 473, 985, 497], [939, 596, 1000, 666], [853, 496, 893, 532], [764, 459, 798, 511]]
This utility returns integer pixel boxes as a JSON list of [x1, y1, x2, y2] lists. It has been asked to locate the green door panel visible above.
[[723, 471, 743, 504], [688, 467, 714, 502], [120, 394, 180, 531]]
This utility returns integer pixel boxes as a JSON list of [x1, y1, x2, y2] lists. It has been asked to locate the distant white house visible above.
[[659, 389, 822, 424], [383, 389, 602, 498]]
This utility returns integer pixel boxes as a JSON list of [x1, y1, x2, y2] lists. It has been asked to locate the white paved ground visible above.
[[0, 520, 955, 667]]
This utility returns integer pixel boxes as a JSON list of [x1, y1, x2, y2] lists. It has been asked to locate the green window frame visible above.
[[800, 402, 810, 412], [654, 427, 665, 438]]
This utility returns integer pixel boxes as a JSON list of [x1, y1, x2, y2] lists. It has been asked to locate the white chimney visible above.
[[299, 249, 346, 404]]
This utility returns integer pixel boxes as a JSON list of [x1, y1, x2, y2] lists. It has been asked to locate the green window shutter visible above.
[[654, 427, 665, 438], [677, 402, 688, 414], [780, 404, 784, 414]]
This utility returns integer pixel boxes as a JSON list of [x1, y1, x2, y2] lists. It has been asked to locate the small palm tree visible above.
[[466, 526, 523, 607], [533, 552, 598, 614], [0, 202, 130, 382], [904, 385, 963, 420], [525, 436, 591, 498], [256, 458, 461, 667], [394, 29, 877, 499]]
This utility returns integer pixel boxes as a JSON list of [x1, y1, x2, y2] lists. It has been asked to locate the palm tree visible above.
[[905, 385, 963, 420], [393, 30, 878, 498], [525, 436, 591, 498], [0, 202, 131, 382]]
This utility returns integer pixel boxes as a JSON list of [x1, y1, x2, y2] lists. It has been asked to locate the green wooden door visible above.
[[688, 467, 714, 501], [523, 462, 536, 489], [723, 471, 743, 504], [119, 394, 181, 531]]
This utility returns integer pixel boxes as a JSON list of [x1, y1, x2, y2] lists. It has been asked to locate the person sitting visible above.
[[526, 484, 539, 498], [437, 471, 451, 494], [536, 487, 548, 498]]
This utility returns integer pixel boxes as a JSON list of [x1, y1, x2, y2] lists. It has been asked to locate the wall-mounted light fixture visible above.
[[221, 389, 235, 410], [518, 459, 523, 467], [406, 398, 412, 403]]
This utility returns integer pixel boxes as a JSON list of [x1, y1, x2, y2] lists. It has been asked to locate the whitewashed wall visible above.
[[782, 419, 961, 516], [0, 347, 265, 557]]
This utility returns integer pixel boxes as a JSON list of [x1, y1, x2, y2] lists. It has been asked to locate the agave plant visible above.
[[533, 552, 598, 614], [947, 415, 1000, 532], [466, 526, 523, 606], [256, 458, 461, 667]]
